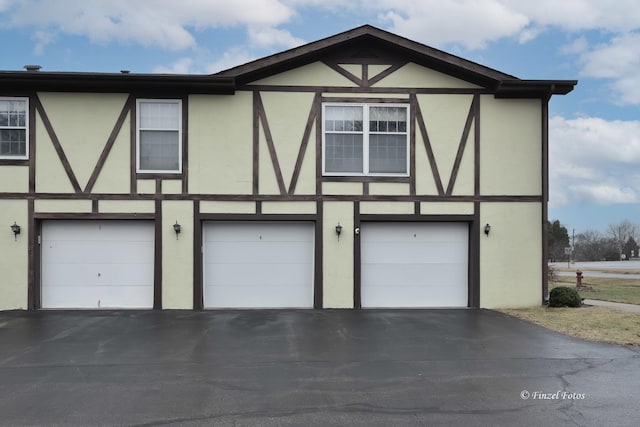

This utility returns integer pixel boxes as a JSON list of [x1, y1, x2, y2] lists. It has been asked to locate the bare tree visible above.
[[608, 220, 638, 260]]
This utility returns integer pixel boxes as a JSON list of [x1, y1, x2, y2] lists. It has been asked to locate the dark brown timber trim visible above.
[[367, 63, 406, 86], [85, 95, 132, 193], [27, 199, 36, 309], [243, 85, 493, 95], [91, 199, 99, 213], [289, 92, 320, 195], [154, 200, 162, 309], [321, 97, 409, 104], [314, 201, 323, 309], [446, 95, 477, 195], [409, 94, 417, 195], [33, 212, 155, 220], [474, 95, 481, 196], [193, 200, 203, 310], [252, 91, 260, 195], [316, 97, 323, 196], [28, 93, 36, 193], [323, 61, 362, 86], [33, 95, 82, 193], [255, 91, 287, 195], [0, 192, 543, 203], [414, 98, 444, 195], [155, 178, 162, 194], [470, 202, 480, 307], [130, 99, 137, 194], [181, 95, 189, 194], [353, 201, 361, 308]]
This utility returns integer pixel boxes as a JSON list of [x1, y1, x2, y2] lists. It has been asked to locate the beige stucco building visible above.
[[0, 26, 575, 310]]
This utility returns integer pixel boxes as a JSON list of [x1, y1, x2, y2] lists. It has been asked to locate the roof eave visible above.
[[0, 72, 236, 94], [495, 80, 578, 98]]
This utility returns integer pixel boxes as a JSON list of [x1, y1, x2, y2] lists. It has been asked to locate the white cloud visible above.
[[374, 0, 530, 49], [205, 48, 259, 74], [247, 26, 305, 49], [3, 0, 295, 50], [550, 115, 640, 207], [153, 57, 194, 74], [576, 32, 640, 105]]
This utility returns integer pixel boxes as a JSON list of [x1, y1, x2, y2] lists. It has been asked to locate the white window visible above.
[[0, 97, 28, 160], [323, 103, 409, 176], [137, 99, 182, 173]]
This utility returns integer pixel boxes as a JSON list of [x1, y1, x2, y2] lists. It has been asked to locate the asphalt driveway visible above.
[[0, 309, 638, 426]]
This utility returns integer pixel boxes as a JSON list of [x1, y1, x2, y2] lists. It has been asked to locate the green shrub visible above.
[[549, 286, 582, 308]]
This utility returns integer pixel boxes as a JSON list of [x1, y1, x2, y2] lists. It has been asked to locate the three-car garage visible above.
[[38, 219, 470, 310]]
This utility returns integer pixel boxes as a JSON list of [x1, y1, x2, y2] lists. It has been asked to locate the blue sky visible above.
[[1, 0, 639, 235]]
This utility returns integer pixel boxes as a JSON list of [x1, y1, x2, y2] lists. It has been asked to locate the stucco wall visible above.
[[480, 202, 542, 308], [162, 201, 194, 309], [0, 200, 28, 310], [188, 93, 253, 195], [480, 97, 542, 196], [323, 202, 354, 308]]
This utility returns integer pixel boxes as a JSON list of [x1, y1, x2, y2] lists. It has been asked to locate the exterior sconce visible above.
[[173, 221, 181, 240], [484, 223, 491, 236], [10, 222, 21, 241], [335, 223, 343, 240]]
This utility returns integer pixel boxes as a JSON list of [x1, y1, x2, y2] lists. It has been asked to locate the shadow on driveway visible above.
[[0, 309, 638, 426]]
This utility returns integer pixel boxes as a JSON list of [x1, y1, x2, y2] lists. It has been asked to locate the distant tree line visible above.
[[547, 219, 640, 262]]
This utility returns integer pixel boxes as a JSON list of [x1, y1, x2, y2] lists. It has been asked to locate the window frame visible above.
[[0, 96, 29, 160], [322, 102, 410, 177], [136, 98, 183, 174]]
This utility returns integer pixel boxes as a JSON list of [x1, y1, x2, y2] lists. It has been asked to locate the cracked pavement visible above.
[[0, 309, 638, 426]]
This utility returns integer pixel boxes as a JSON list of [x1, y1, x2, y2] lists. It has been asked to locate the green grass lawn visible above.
[[552, 276, 640, 305], [499, 306, 640, 346]]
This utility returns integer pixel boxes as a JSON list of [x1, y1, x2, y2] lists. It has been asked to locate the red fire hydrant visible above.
[[576, 270, 583, 288]]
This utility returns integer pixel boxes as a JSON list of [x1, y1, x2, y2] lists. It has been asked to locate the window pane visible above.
[[140, 130, 179, 171], [325, 106, 363, 134], [325, 133, 363, 173], [370, 106, 407, 134], [140, 102, 179, 129], [369, 134, 407, 173], [0, 129, 26, 156]]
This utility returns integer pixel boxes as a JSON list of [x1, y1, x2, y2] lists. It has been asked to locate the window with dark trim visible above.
[[322, 103, 409, 176], [136, 99, 182, 173], [0, 97, 28, 160]]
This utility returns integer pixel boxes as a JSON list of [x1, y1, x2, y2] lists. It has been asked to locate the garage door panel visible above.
[[42, 285, 153, 309], [363, 284, 467, 308], [364, 242, 467, 264], [203, 222, 314, 308], [206, 241, 311, 264], [206, 284, 312, 309], [361, 222, 468, 308], [362, 262, 467, 286], [41, 221, 154, 309], [44, 263, 153, 287], [206, 263, 311, 287], [42, 240, 154, 265]]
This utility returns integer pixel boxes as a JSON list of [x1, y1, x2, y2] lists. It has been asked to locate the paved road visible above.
[[0, 309, 639, 426]]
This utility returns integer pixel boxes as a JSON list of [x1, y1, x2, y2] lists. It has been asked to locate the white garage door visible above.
[[203, 222, 314, 308], [41, 221, 155, 309], [361, 222, 468, 308]]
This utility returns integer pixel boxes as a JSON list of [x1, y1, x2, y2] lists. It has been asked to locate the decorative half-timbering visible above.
[[0, 25, 576, 310]]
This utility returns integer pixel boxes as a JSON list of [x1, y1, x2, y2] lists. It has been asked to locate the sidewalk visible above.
[[583, 299, 640, 314]]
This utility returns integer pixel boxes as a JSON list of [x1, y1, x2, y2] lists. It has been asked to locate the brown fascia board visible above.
[[0, 71, 235, 94], [495, 80, 578, 98], [215, 24, 517, 87]]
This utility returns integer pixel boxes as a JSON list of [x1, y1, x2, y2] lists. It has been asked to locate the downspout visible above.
[[541, 85, 554, 304]]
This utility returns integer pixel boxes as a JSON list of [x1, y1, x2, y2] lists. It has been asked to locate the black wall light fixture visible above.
[[335, 223, 343, 240], [173, 221, 182, 239], [484, 223, 491, 236], [10, 222, 20, 241]]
